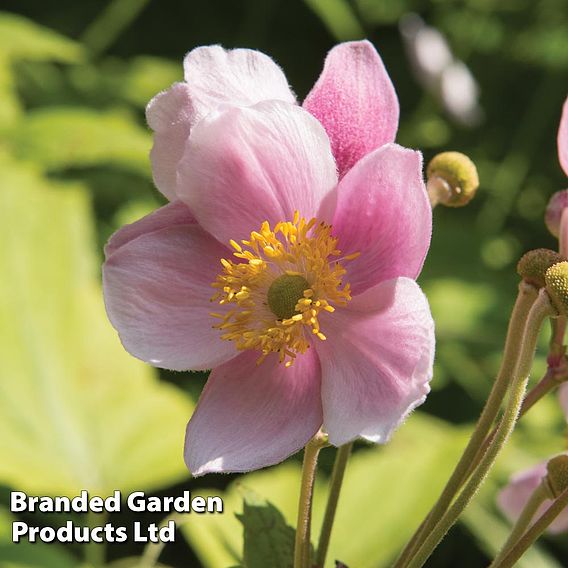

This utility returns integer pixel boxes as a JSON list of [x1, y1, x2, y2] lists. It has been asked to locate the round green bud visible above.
[[267, 274, 309, 319], [545, 261, 568, 315], [517, 249, 565, 288], [426, 151, 479, 207], [545, 454, 568, 498]]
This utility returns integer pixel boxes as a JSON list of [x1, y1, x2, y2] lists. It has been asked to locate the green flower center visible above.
[[267, 274, 310, 319]]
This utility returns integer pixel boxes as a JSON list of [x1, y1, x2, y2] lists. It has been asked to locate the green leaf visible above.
[[6, 108, 151, 176], [0, 154, 193, 496], [116, 56, 181, 108], [237, 489, 297, 568], [0, 12, 83, 63], [354, 0, 414, 25], [0, 508, 80, 568], [0, 57, 22, 129], [424, 278, 497, 340], [303, 0, 365, 41], [0, 543, 79, 568]]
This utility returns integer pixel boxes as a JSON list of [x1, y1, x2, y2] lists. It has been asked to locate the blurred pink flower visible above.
[[498, 456, 568, 534], [498, 250, 568, 533], [103, 43, 434, 476], [545, 95, 568, 253]]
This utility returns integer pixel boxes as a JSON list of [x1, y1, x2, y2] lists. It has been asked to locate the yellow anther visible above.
[[229, 239, 242, 252], [211, 214, 356, 366]]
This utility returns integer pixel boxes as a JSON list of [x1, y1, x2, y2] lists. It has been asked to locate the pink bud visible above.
[[545, 190, 568, 238]]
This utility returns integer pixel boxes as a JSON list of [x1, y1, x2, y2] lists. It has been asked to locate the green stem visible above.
[[81, 0, 151, 57], [394, 281, 538, 568], [490, 483, 548, 567], [140, 512, 183, 568], [491, 485, 568, 568], [294, 432, 327, 568], [464, 368, 559, 483], [315, 442, 353, 567], [404, 290, 554, 568], [518, 369, 559, 414], [85, 511, 106, 567]]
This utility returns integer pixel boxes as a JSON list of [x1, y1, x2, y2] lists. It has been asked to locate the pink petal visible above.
[[498, 458, 568, 534], [333, 144, 431, 295], [177, 100, 338, 245], [558, 95, 568, 177], [185, 350, 322, 476], [103, 224, 237, 371], [146, 83, 195, 200], [104, 201, 196, 258], [183, 45, 296, 123], [314, 277, 435, 446], [303, 40, 399, 178]]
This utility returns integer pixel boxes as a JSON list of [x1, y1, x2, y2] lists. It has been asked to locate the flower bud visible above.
[[545, 261, 568, 315], [545, 190, 568, 238], [426, 151, 479, 207], [545, 455, 568, 498], [517, 249, 565, 288]]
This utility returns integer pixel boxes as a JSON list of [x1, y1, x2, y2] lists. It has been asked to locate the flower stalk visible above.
[[404, 289, 555, 568], [491, 485, 568, 568], [464, 365, 566, 484], [315, 442, 353, 567], [490, 483, 548, 567], [394, 281, 538, 567], [294, 431, 328, 568]]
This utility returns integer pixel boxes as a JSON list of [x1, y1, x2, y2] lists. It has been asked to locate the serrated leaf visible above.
[[0, 12, 82, 63], [6, 108, 151, 176], [0, 155, 193, 496], [237, 489, 296, 568], [180, 467, 307, 568]]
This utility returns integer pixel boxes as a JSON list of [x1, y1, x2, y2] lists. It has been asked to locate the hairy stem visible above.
[[490, 483, 548, 567], [491, 485, 568, 568], [294, 431, 327, 568], [464, 368, 560, 482], [315, 442, 353, 567], [404, 290, 554, 568], [394, 281, 538, 567]]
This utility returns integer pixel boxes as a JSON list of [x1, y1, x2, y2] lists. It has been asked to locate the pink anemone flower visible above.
[[103, 42, 435, 476]]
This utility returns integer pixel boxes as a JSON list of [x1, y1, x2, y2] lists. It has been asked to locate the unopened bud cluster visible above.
[[545, 261, 568, 315], [517, 249, 564, 289]]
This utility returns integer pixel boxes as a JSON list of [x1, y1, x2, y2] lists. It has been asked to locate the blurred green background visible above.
[[1, 0, 568, 566]]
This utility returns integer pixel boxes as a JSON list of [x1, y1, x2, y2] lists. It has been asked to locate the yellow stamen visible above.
[[211, 212, 356, 366]]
